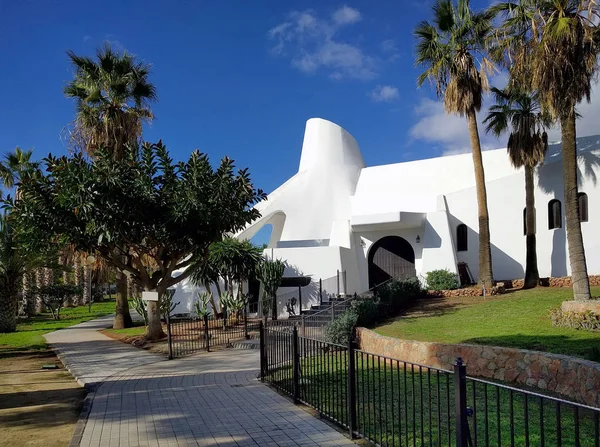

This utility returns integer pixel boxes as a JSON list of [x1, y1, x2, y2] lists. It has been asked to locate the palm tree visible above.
[[64, 43, 157, 158], [490, 0, 599, 300], [64, 43, 157, 326], [0, 214, 40, 332], [484, 86, 550, 288], [415, 0, 495, 288]]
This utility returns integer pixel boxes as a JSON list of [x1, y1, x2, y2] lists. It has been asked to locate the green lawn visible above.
[[0, 300, 116, 352], [375, 287, 600, 361], [268, 349, 599, 447]]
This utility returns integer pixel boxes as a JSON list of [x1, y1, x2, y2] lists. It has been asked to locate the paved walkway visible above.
[[45, 316, 355, 447]]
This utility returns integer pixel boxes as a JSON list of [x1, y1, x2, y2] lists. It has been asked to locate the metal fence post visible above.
[[343, 270, 347, 295], [336, 269, 340, 296], [292, 326, 300, 403], [244, 305, 249, 340], [204, 314, 210, 352], [319, 278, 323, 306], [347, 338, 357, 438], [454, 357, 469, 447], [259, 321, 265, 381], [166, 311, 173, 360], [331, 300, 335, 323]]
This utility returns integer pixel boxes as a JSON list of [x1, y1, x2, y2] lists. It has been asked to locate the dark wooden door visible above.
[[368, 236, 416, 289]]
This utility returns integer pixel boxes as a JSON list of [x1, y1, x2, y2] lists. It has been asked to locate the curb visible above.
[[68, 384, 97, 447]]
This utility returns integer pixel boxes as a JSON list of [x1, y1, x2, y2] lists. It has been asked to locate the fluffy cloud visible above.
[[370, 85, 400, 102], [332, 5, 361, 25], [409, 78, 600, 157], [268, 7, 377, 81]]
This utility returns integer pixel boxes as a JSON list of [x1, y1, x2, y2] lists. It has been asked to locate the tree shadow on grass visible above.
[[463, 334, 600, 362]]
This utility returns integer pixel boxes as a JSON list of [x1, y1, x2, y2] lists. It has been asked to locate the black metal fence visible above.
[[260, 324, 600, 446], [166, 312, 261, 359]]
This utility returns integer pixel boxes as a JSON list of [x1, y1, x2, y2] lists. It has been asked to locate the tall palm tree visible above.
[[415, 0, 495, 288], [64, 43, 157, 327], [64, 43, 157, 158], [484, 86, 550, 288], [0, 214, 41, 332], [490, 0, 599, 300]]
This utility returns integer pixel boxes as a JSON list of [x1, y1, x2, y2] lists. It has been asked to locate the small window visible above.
[[578, 192, 588, 222], [523, 207, 536, 235], [456, 224, 468, 252], [548, 199, 562, 230]]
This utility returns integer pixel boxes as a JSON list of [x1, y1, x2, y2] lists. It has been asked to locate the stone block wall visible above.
[[500, 275, 600, 289], [356, 328, 600, 408]]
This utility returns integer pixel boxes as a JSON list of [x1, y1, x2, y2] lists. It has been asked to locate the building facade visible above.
[[173, 118, 600, 317]]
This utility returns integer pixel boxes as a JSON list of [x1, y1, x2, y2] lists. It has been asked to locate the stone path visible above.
[[44, 316, 356, 447]]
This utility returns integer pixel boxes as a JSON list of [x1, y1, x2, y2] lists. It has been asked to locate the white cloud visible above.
[[380, 39, 400, 61], [409, 98, 501, 156], [268, 7, 377, 81], [332, 6, 361, 25], [370, 85, 400, 102], [409, 78, 600, 157]]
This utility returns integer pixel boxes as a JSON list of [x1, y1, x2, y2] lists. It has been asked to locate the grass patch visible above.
[[104, 321, 146, 336], [267, 349, 600, 446], [375, 287, 600, 361], [0, 300, 116, 353]]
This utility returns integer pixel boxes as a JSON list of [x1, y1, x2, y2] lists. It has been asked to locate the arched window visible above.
[[578, 192, 588, 222], [456, 224, 468, 252], [548, 199, 562, 230], [523, 207, 536, 235]]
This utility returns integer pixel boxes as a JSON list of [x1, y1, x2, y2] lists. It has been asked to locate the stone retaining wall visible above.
[[501, 275, 600, 289], [429, 275, 600, 298], [356, 328, 600, 408]]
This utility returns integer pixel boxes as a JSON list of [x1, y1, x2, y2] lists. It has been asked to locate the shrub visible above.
[[35, 284, 82, 320], [376, 278, 423, 314], [550, 308, 600, 331], [350, 299, 380, 327], [426, 269, 459, 291], [325, 310, 358, 346]]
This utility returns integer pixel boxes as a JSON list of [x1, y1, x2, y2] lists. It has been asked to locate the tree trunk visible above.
[[22, 272, 34, 317], [466, 109, 494, 290], [73, 257, 82, 306], [271, 293, 278, 321], [113, 271, 133, 328], [35, 269, 44, 313], [0, 288, 18, 333], [145, 287, 166, 340], [561, 112, 591, 300], [523, 165, 540, 289], [83, 265, 91, 304]]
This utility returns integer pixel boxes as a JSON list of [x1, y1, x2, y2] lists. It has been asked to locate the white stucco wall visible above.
[[172, 121, 600, 316]]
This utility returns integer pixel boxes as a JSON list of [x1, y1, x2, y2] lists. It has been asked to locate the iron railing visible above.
[[166, 312, 261, 359], [260, 323, 600, 447]]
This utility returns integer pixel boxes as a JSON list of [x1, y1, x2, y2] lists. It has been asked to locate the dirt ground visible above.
[[0, 351, 86, 447]]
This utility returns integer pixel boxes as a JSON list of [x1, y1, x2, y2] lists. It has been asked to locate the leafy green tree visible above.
[[489, 0, 599, 300], [484, 86, 551, 289], [190, 237, 263, 313], [257, 258, 285, 321], [11, 141, 265, 339], [415, 0, 495, 289], [64, 43, 158, 327]]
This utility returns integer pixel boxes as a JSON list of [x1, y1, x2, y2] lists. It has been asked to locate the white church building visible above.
[[173, 117, 600, 317]]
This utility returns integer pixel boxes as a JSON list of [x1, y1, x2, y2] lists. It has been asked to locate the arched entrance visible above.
[[368, 236, 416, 289]]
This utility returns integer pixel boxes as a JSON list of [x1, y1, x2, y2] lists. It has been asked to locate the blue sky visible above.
[[1, 0, 598, 198]]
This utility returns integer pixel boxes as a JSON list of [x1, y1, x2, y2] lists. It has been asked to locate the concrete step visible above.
[[231, 339, 260, 350]]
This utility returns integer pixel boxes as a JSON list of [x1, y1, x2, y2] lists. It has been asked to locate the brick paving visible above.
[[45, 317, 356, 447]]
